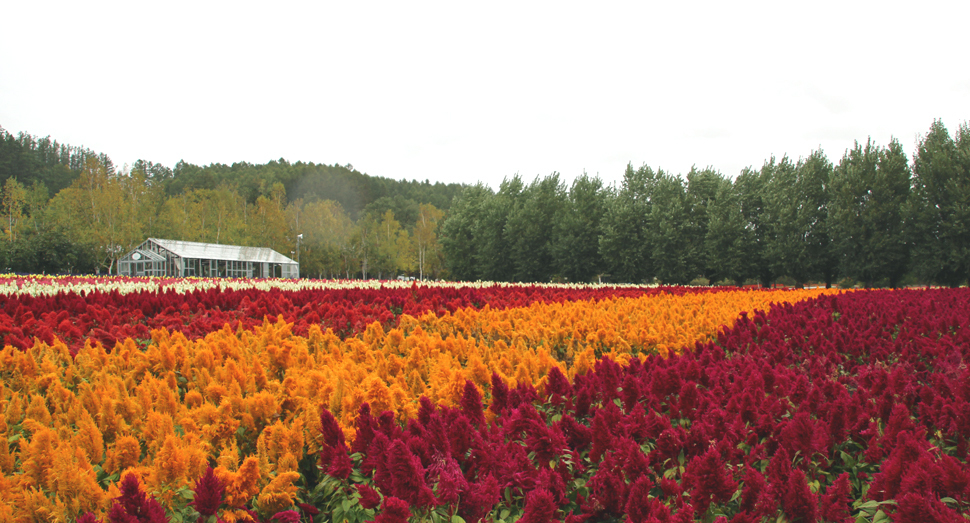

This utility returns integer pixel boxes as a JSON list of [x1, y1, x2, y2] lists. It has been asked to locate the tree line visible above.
[[3, 120, 968, 286], [441, 120, 970, 288], [0, 126, 461, 278]]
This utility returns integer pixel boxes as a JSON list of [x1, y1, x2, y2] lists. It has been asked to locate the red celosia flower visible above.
[[895, 492, 964, 523], [557, 414, 592, 451], [738, 468, 767, 515], [387, 439, 437, 508], [270, 510, 301, 523], [684, 447, 737, 515], [460, 380, 486, 426], [518, 488, 557, 523], [429, 456, 468, 505], [545, 366, 572, 403], [327, 442, 353, 479], [320, 407, 344, 448], [626, 476, 670, 523], [819, 473, 852, 523], [108, 473, 168, 523], [77, 514, 98, 523], [190, 466, 224, 517], [490, 372, 509, 414], [779, 469, 818, 523], [297, 502, 320, 523], [458, 474, 500, 523], [357, 484, 382, 510], [373, 496, 411, 523], [353, 403, 379, 454]]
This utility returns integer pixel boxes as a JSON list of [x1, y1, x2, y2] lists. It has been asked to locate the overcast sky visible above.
[[2, 1, 968, 190]]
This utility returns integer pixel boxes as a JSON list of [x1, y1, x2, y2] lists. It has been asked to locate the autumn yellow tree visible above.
[[47, 157, 145, 273], [295, 199, 353, 278], [414, 203, 445, 280], [248, 182, 293, 256], [1, 177, 27, 242]]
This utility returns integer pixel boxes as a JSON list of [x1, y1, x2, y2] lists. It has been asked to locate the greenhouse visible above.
[[117, 238, 299, 278]]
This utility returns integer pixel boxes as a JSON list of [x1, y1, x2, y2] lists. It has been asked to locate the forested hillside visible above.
[[0, 126, 463, 278], [2, 120, 968, 287]]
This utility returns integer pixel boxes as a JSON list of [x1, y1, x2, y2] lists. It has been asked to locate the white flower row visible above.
[[0, 275, 659, 298]]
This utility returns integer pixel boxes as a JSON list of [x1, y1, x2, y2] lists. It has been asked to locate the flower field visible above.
[[1, 279, 968, 523]]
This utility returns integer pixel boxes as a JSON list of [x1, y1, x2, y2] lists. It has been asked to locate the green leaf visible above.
[[7, 434, 20, 443], [342, 498, 352, 512], [940, 497, 957, 505], [451, 516, 466, 523], [872, 509, 889, 523]]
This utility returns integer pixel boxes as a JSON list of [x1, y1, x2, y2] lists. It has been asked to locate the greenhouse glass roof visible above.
[[150, 238, 296, 264]]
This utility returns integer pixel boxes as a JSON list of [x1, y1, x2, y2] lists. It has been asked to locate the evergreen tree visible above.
[[506, 174, 565, 282], [440, 183, 492, 281], [830, 138, 910, 287], [908, 120, 970, 286], [735, 166, 773, 286], [684, 167, 724, 281], [551, 172, 607, 282], [473, 176, 521, 281], [650, 172, 691, 285], [704, 176, 748, 285], [598, 164, 658, 283]]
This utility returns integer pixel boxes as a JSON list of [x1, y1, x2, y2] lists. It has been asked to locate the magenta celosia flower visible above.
[[490, 372, 509, 414], [76, 513, 98, 523], [670, 504, 695, 523], [625, 476, 671, 523], [518, 488, 557, 523], [270, 510, 301, 523], [460, 380, 486, 426], [458, 475, 500, 523], [545, 366, 572, 402], [108, 474, 168, 523], [190, 466, 224, 517], [320, 407, 345, 447], [557, 414, 592, 451], [684, 447, 738, 515], [297, 502, 320, 523], [738, 468, 766, 515], [387, 439, 437, 508], [729, 511, 759, 523], [895, 492, 965, 523], [357, 484, 382, 510], [819, 473, 852, 523], [779, 469, 817, 523], [586, 466, 627, 516], [352, 403, 378, 454], [429, 456, 468, 505], [373, 497, 411, 523], [327, 442, 353, 479]]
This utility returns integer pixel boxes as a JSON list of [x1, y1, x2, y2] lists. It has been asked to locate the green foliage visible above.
[[907, 120, 970, 287], [830, 138, 910, 288], [551, 173, 608, 283]]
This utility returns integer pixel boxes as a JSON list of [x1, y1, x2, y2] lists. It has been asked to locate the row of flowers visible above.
[[102, 288, 968, 523], [0, 276, 660, 298], [0, 279, 756, 353], [0, 287, 833, 522]]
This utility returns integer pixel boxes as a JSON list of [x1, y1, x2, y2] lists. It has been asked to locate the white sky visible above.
[[2, 1, 968, 191]]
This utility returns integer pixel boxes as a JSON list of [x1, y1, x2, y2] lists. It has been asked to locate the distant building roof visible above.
[[149, 238, 296, 264]]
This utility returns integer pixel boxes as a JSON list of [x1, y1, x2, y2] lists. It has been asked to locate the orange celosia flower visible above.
[[256, 470, 301, 515], [216, 456, 261, 509]]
